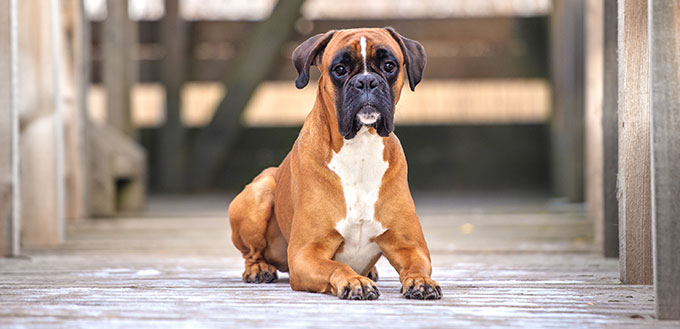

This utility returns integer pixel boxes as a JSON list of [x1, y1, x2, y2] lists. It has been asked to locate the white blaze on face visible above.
[[360, 36, 368, 74], [328, 126, 388, 274]]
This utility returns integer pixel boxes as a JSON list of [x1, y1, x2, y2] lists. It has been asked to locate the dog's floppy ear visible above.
[[292, 30, 336, 89], [385, 27, 426, 91]]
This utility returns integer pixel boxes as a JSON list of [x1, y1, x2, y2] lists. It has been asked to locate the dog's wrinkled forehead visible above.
[[320, 29, 404, 69], [293, 27, 425, 91]]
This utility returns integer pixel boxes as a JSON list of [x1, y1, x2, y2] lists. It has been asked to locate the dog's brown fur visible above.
[[228, 28, 440, 300]]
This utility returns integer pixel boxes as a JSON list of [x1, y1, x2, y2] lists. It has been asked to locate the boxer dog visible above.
[[228, 28, 441, 300]]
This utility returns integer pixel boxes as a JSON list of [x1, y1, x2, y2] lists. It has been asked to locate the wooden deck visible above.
[[1, 194, 678, 328]]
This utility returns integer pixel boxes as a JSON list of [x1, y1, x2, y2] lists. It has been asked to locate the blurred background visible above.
[[2, 0, 593, 251], [93, 0, 554, 194]]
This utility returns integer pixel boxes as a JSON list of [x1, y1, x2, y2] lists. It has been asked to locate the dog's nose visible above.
[[353, 74, 379, 91]]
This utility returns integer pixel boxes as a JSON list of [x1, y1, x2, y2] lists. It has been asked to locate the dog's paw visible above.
[[242, 262, 278, 284], [336, 276, 380, 300], [400, 277, 442, 300], [366, 266, 379, 282]]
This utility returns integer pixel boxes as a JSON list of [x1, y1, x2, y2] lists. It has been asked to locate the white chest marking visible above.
[[360, 36, 368, 74], [328, 127, 388, 274]]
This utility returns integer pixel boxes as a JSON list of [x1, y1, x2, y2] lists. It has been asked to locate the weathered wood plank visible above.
[[1, 196, 679, 328], [1, 254, 670, 328], [102, 0, 136, 136], [649, 0, 680, 320], [63, 0, 90, 220], [17, 0, 62, 247], [50, 0, 66, 246], [0, 0, 11, 254], [602, 0, 619, 258], [0, 0, 18, 256], [617, 0, 653, 285], [585, 0, 604, 254], [550, 0, 585, 202]]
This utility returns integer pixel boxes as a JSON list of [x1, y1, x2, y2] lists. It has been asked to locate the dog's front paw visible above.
[[401, 277, 442, 300], [242, 262, 278, 283], [336, 276, 379, 300]]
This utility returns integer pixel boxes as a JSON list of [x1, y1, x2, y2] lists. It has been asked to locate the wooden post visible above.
[[0, 0, 11, 255], [550, 0, 585, 202], [157, 0, 186, 192], [0, 0, 19, 256], [63, 0, 90, 220], [649, 0, 680, 320], [103, 0, 136, 136], [188, 0, 305, 190], [87, 0, 146, 215], [602, 0, 619, 258], [49, 0, 65, 245], [617, 0, 652, 285], [17, 0, 63, 247], [584, 0, 604, 253]]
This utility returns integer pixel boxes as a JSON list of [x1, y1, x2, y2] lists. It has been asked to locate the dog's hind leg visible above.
[[228, 167, 284, 283]]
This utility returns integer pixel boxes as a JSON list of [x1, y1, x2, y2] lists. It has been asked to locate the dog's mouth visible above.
[[338, 73, 395, 140], [357, 106, 381, 125], [340, 104, 392, 139]]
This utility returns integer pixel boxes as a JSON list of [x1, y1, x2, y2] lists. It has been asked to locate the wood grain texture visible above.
[[1, 195, 679, 328], [617, 0, 653, 285], [649, 0, 680, 320], [602, 0, 619, 258]]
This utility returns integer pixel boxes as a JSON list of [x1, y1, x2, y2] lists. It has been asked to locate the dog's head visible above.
[[293, 28, 426, 139]]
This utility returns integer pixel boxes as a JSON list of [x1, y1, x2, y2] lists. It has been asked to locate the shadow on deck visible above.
[[1, 194, 678, 328]]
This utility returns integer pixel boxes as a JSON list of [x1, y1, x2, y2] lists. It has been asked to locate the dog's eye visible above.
[[383, 61, 396, 73], [333, 65, 347, 76]]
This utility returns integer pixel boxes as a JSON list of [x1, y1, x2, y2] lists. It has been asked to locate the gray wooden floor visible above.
[[1, 194, 678, 328]]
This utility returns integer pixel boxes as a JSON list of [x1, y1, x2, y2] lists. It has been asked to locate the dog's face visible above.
[[293, 28, 426, 139]]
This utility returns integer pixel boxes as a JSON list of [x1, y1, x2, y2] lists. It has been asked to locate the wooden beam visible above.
[[89, 17, 550, 83], [617, 0, 652, 285], [157, 0, 187, 192], [188, 0, 305, 190], [103, 0, 136, 136], [550, 0, 585, 202], [0, 0, 19, 256], [584, 0, 604, 253], [602, 0, 619, 258], [649, 0, 680, 320]]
